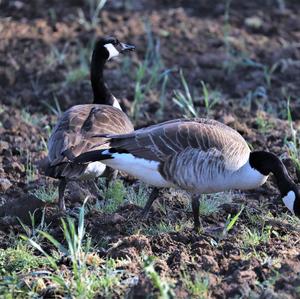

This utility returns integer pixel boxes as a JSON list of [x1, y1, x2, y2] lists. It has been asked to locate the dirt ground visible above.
[[1, 0, 300, 298]]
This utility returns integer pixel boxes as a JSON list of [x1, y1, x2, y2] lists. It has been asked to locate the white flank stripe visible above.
[[232, 161, 268, 190], [82, 161, 106, 179], [104, 43, 119, 60], [102, 151, 172, 188]]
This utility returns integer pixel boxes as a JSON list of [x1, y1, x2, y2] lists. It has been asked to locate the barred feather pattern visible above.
[[46, 104, 133, 179], [101, 118, 252, 191]]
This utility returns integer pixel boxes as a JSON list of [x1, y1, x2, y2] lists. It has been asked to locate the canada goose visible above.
[[73, 118, 300, 229], [45, 37, 135, 211]]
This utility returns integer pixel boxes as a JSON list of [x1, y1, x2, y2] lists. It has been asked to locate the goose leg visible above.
[[140, 187, 160, 218], [105, 169, 118, 189], [91, 179, 103, 199], [192, 195, 201, 231], [58, 179, 67, 211]]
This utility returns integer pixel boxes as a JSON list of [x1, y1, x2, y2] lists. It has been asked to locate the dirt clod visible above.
[[0, 178, 12, 192], [1, 1, 300, 297]]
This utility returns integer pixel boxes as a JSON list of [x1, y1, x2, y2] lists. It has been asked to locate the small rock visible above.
[[245, 16, 263, 29], [197, 52, 229, 68], [0, 194, 45, 224], [233, 269, 257, 284], [110, 213, 126, 224], [260, 288, 287, 299], [200, 255, 220, 272], [68, 187, 87, 203], [0, 141, 9, 153], [221, 114, 235, 125], [13, 1, 25, 10], [0, 178, 12, 192], [11, 161, 24, 173]]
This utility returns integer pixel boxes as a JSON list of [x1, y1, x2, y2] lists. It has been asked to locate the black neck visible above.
[[90, 52, 114, 105], [249, 151, 296, 197]]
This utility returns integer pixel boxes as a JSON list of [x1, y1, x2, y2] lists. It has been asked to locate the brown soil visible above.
[[1, 0, 300, 298]]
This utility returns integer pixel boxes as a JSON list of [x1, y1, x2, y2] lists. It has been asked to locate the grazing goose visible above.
[[73, 118, 300, 229], [45, 37, 135, 211]]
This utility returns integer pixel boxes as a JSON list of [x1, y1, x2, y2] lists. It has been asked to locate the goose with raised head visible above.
[[45, 37, 135, 211], [73, 118, 300, 230]]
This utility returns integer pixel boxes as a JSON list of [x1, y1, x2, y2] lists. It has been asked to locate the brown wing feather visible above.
[[105, 118, 250, 167], [46, 104, 133, 178]]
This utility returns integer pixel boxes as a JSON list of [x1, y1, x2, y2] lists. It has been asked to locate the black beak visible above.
[[119, 42, 135, 53]]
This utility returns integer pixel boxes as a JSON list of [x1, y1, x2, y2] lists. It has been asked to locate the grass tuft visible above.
[[25, 150, 37, 183], [21, 199, 127, 298], [173, 71, 220, 118], [0, 244, 49, 275], [181, 271, 210, 298], [31, 184, 58, 203], [131, 22, 170, 122], [126, 183, 150, 207], [242, 225, 272, 248], [101, 180, 126, 213], [255, 111, 274, 134], [20, 109, 41, 126], [143, 255, 174, 299], [285, 97, 300, 177], [142, 220, 188, 236], [77, 0, 107, 30], [173, 70, 198, 118], [198, 192, 233, 216]]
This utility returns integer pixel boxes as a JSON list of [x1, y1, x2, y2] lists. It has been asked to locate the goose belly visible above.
[[101, 152, 268, 193], [80, 161, 107, 180], [104, 153, 173, 188], [170, 160, 268, 194], [191, 171, 268, 194]]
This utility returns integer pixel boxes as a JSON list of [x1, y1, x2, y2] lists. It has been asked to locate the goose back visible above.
[[105, 118, 250, 167], [46, 104, 133, 179], [97, 118, 256, 192]]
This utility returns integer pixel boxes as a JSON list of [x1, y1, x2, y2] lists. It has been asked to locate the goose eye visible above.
[[118, 42, 136, 53]]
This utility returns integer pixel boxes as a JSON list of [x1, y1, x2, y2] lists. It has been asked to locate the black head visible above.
[[250, 151, 300, 218], [90, 36, 135, 105], [294, 188, 300, 217], [93, 36, 135, 61]]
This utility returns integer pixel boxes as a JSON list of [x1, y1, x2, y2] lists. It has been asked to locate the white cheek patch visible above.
[[104, 43, 119, 60], [112, 96, 122, 110], [282, 191, 295, 214]]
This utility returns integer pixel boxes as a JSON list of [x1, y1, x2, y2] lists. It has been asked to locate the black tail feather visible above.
[[73, 149, 112, 164], [92, 133, 111, 138]]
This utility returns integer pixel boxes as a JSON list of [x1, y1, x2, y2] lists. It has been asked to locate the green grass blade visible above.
[[38, 230, 69, 255], [22, 235, 58, 270], [226, 206, 244, 232]]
